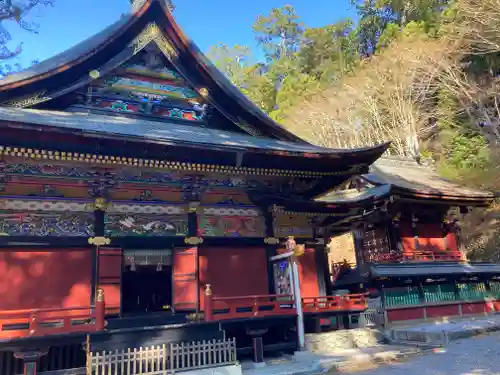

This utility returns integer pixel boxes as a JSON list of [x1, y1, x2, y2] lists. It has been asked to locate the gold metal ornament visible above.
[[184, 237, 204, 245], [88, 237, 111, 246]]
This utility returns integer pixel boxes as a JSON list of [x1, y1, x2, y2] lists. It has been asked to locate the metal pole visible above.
[[291, 257, 305, 350]]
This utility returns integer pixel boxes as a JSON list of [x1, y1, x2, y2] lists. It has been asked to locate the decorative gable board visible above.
[[73, 44, 210, 124]]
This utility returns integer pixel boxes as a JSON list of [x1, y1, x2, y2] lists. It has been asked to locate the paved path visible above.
[[351, 332, 500, 375]]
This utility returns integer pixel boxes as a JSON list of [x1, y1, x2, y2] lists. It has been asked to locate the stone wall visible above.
[[305, 329, 384, 354]]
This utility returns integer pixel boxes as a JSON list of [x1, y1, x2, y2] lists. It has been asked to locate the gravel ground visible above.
[[347, 332, 500, 375]]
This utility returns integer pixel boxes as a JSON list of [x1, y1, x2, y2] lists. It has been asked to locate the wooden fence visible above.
[[87, 338, 238, 375]]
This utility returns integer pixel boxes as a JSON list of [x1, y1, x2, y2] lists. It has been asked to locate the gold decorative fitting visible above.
[[96, 288, 105, 302], [293, 244, 305, 257], [3, 91, 50, 108], [184, 237, 203, 245], [186, 312, 204, 321], [89, 70, 100, 79], [199, 88, 209, 98], [188, 201, 200, 213], [86, 198, 112, 212], [130, 22, 177, 59], [88, 237, 111, 246], [204, 284, 212, 296], [264, 237, 280, 245]]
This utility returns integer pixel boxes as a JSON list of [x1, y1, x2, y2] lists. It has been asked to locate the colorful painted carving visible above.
[[0, 211, 94, 236], [132, 189, 163, 202], [197, 215, 266, 237], [81, 46, 209, 122], [27, 184, 65, 198], [273, 261, 292, 297], [2, 162, 266, 189], [105, 214, 188, 236], [273, 214, 314, 238]]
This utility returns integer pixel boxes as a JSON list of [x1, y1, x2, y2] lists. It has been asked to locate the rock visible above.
[[304, 328, 384, 354]]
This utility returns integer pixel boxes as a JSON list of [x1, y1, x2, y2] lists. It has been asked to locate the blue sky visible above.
[[5, 0, 356, 67]]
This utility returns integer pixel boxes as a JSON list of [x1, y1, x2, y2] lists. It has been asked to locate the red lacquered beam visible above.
[[210, 294, 295, 321]]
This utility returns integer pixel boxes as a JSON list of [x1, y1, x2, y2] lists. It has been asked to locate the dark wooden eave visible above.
[[0, 108, 390, 175]]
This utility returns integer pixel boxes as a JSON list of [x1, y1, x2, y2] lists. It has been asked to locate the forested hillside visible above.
[[207, 0, 500, 260]]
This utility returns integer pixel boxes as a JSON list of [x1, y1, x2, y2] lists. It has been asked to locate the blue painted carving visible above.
[[0, 211, 94, 236]]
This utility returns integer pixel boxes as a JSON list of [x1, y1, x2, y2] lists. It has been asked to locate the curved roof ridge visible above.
[[0, 15, 134, 89]]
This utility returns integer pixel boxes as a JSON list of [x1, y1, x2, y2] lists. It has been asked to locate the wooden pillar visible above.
[[252, 337, 264, 364], [204, 284, 213, 321], [264, 211, 277, 294]]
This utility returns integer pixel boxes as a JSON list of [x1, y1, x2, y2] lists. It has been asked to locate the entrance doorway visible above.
[[121, 250, 173, 315]]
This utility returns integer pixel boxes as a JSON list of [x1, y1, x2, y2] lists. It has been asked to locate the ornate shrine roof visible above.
[[362, 156, 494, 205]]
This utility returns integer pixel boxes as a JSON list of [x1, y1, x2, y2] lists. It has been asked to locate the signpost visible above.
[[270, 236, 305, 351]]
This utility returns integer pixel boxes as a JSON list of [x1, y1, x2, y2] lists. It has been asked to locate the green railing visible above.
[[457, 282, 489, 301], [423, 284, 457, 303], [489, 281, 500, 299], [384, 286, 421, 308]]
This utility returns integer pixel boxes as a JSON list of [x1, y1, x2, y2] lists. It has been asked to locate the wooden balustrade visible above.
[[203, 287, 367, 322], [205, 294, 295, 321], [302, 294, 367, 313], [365, 251, 463, 264], [0, 289, 106, 341]]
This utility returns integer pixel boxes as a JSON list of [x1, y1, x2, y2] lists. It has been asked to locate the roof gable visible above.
[[0, 0, 304, 141], [361, 156, 494, 205]]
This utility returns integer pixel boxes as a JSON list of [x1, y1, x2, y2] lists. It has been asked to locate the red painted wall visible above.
[[416, 224, 446, 251], [172, 247, 198, 311], [462, 302, 488, 315], [387, 307, 425, 322], [399, 222, 416, 254], [198, 247, 268, 309], [426, 304, 460, 318], [0, 249, 92, 310], [277, 248, 320, 298], [297, 248, 320, 298], [98, 248, 122, 315], [445, 232, 460, 253]]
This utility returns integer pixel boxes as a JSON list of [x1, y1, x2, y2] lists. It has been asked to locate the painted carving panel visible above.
[[104, 214, 188, 237], [81, 46, 209, 122], [0, 211, 94, 236], [197, 215, 266, 237], [273, 214, 314, 238]]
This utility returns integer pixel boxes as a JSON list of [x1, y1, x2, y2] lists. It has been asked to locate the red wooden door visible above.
[[98, 248, 122, 315], [172, 247, 198, 311], [298, 248, 320, 298]]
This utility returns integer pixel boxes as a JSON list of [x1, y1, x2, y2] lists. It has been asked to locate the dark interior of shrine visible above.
[[121, 264, 173, 315]]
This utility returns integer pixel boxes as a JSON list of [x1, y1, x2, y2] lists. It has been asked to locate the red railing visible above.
[[203, 288, 367, 322], [302, 294, 367, 313], [366, 251, 464, 264], [206, 294, 296, 321], [403, 251, 463, 262], [0, 292, 105, 340]]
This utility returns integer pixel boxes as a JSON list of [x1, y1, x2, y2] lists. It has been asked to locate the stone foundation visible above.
[[305, 329, 384, 354]]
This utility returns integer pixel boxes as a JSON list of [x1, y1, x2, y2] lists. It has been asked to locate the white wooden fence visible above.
[[87, 338, 237, 375], [358, 308, 385, 328]]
